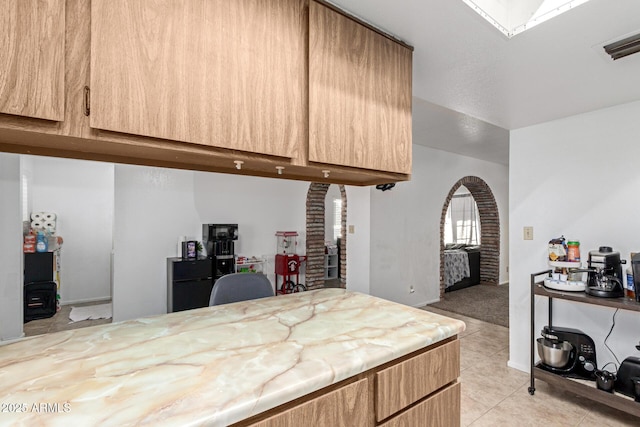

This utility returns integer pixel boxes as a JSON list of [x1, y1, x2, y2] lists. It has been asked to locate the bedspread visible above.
[[444, 249, 470, 288]]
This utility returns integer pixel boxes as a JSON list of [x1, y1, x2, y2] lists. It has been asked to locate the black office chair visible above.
[[209, 273, 275, 306]]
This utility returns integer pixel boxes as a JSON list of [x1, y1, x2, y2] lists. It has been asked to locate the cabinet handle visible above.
[[276, 166, 285, 175], [83, 86, 90, 116], [322, 170, 330, 178]]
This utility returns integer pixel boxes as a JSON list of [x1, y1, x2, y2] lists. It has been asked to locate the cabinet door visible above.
[[90, 0, 307, 158], [376, 340, 459, 421], [249, 378, 369, 427], [309, 2, 412, 174], [379, 383, 460, 427], [0, 0, 65, 121]]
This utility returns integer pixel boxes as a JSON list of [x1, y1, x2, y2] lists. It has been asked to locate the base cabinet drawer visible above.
[[379, 382, 460, 427], [237, 337, 461, 427], [376, 340, 460, 421], [248, 378, 369, 427]]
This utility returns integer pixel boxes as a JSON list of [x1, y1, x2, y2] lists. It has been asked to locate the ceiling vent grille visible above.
[[603, 33, 640, 60]]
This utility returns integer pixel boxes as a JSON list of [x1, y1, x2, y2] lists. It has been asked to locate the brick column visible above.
[[305, 183, 348, 290]]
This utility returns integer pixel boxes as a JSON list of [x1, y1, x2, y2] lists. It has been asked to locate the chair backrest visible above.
[[209, 273, 274, 306]]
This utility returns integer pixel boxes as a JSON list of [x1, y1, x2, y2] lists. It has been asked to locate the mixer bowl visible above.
[[537, 338, 573, 368]]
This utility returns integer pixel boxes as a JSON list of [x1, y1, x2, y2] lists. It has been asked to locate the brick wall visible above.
[[439, 176, 500, 298], [305, 183, 347, 290]]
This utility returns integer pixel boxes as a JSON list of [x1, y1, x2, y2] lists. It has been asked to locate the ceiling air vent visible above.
[[603, 33, 640, 60]]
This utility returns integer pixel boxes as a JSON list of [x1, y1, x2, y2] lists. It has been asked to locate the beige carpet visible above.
[[426, 283, 509, 327]]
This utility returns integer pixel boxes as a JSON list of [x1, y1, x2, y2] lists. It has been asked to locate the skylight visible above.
[[462, 0, 591, 38]]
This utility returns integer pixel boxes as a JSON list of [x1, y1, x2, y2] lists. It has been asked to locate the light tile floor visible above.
[[422, 307, 639, 427], [23, 301, 112, 337]]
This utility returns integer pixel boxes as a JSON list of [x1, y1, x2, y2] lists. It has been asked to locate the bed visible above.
[[444, 245, 481, 292]]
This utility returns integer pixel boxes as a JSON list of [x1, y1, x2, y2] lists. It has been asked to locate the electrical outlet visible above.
[[348, 225, 355, 234], [409, 285, 415, 293], [523, 226, 534, 240]]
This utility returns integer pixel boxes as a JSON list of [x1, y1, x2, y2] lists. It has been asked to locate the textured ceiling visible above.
[[330, 0, 640, 164]]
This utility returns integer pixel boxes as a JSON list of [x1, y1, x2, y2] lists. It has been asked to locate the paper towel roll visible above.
[[44, 221, 56, 232], [31, 212, 43, 221], [31, 220, 44, 229], [43, 212, 57, 221]]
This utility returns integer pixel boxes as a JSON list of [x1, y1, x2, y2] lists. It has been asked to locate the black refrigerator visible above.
[[167, 257, 214, 312]]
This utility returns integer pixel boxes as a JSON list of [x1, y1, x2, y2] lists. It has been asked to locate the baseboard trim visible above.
[[61, 297, 111, 306], [0, 332, 26, 346], [412, 297, 439, 308], [507, 359, 529, 373]]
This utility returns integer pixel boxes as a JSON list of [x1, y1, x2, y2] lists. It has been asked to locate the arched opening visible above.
[[439, 176, 500, 297], [305, 183, 347, 290]]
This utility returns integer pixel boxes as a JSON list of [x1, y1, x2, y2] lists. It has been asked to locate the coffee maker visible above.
[[585, 246, 625, 298], [536, 326, 597, 380], [203, 224, 238, 280]]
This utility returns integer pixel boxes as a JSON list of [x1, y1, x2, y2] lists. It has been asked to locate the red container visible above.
[[275, 254, 300, 275], [23, 243, 36, 253]]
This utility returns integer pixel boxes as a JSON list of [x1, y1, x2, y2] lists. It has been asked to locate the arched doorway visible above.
[[439, 176, 499, 297], [305, 183, 347, 290]]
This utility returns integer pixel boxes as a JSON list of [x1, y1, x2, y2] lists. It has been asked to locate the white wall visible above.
[[509, 100, 640, 372], [0, 153, 23, 340], [26, 156, 114, 304], [112, 165, 371, 322], [370, 144, 509, 307], [345, 186, 371, 295], [325, 184, 342, 244]]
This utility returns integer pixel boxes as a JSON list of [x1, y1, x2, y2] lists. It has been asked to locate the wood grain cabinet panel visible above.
[[0, 0, 65, 121], [248, 378, 369, 427], [376, 340, 460, 422], [309, 1, 412, 175], [379, 383, 461, 427], [90, 0, 307, 158]]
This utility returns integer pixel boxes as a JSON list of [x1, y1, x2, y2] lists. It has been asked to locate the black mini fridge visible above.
[[167, 257, 214, 312]]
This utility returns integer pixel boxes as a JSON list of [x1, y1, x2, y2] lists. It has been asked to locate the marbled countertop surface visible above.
[[0, 289, 465, 426]]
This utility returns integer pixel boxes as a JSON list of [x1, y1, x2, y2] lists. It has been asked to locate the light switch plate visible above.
[[348, 225, 355, 234], [523, 226, 534, 240]]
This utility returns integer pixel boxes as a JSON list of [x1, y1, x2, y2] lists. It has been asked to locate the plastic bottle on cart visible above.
[[626, 266, 635, 299], [567, 241, 580, 262]]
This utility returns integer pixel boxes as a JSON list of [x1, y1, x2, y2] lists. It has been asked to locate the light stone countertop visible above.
[[0, 288, 465, 426]]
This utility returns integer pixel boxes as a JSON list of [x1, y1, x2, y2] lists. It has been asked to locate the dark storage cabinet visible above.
[[24, 252, 54, 283], [24, 282, 57, 322], [24, 252, 56, 322], [167, 258, 213, 313]]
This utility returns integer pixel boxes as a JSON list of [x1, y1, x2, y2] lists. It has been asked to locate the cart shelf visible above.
[[529, 270, 640, 418]]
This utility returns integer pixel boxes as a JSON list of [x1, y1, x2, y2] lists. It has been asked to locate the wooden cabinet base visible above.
[[379, 383, 461, 427], [233, 337, 460, 427]]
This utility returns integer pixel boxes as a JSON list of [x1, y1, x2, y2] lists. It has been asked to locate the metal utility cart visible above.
[[529, 270, 640, 418]]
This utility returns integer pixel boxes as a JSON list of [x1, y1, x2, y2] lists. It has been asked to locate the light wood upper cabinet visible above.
[[90, 0, 307, 158], [0, 0, 65, 121], [309, 1, 412, 175]]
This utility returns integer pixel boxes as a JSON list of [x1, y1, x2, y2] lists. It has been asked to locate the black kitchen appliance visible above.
[[167, 257, 213, 312], [537, 326, 597, 380], [585, 246, 625, 298], [202, 224, 238, 280], [614, 356, 640, 399], [632, 253, 640, 303], [24, 252, 57, 322]]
